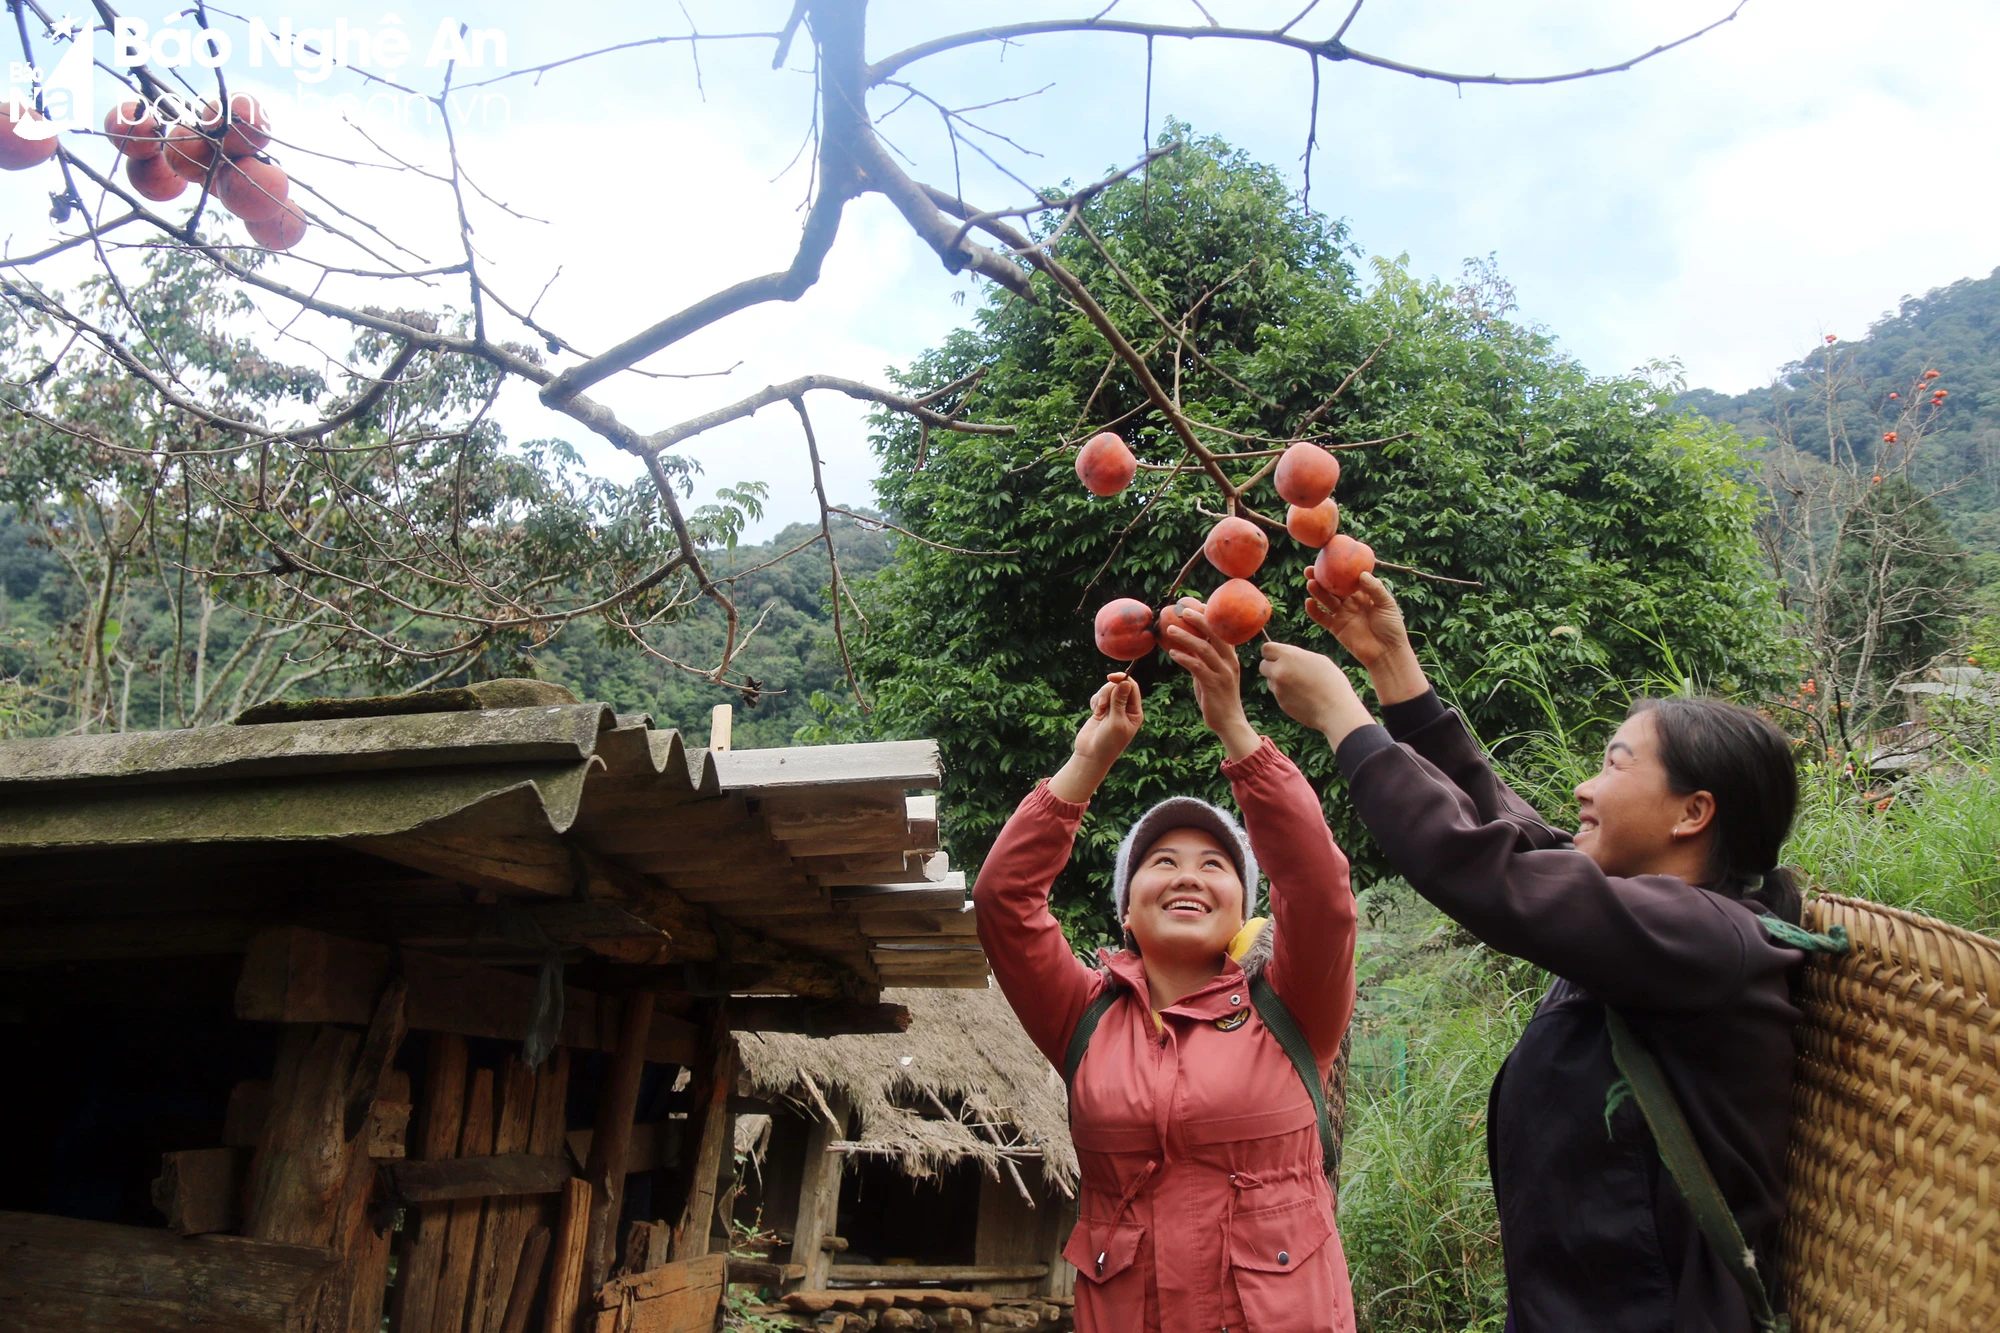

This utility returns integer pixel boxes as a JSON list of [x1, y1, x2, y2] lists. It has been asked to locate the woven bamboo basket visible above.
[[1781, 893, 2000, 1332]]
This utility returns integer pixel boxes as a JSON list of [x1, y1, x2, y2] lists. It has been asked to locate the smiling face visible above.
[[1122, 825, 1246, 961], [1573, 711, 1714, 878]]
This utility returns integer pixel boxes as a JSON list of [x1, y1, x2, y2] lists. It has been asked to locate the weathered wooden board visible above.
[[383, 1153, 573, 1204], [668, 1008, 735, 1262], [590, 1253, 726, 1333], [583, 990, 655, 1293], [151, 1147, 247, 1235], [467, 1059, 539, 1333], [434, 1069, 495, 1333], [785, 1094, 850, 1293], [345, 824, 575, 898], [715, 741, 941, 792], [542, 1177, 592, 1333], [904, 795, 939, 850], [830, 873, 963, 913], [758, 787, 905, 837], [236, 928, 698, 1065], [392, 1034, 467, 1333], [0, 1212, 334, 1333]]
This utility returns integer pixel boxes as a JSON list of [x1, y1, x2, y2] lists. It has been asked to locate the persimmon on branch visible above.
[[0, 0, 1741, 715]]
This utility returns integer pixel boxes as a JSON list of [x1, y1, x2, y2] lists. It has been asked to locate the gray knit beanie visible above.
[[1111, 797, 1261, 940]]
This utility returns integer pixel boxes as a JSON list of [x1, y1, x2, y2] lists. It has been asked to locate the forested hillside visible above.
[[0, 504, 885, 746], [529, 518, 891, 748], [1682, 266, 2000, 549]]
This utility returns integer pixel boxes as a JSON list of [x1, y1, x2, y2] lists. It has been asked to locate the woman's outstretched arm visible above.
[[1267, 591, 1760, 1012], [974, 674, 1142, 1068], [1164, 618, 1358, 1067]]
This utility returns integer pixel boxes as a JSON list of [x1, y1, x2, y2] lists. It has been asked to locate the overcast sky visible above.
[[5, 0, 1996, 537]]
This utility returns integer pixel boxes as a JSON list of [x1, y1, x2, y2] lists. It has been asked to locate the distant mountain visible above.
[[529, 517, 890, 749], [0, 505, 885, 746], [1681, 265, 2000, 551]]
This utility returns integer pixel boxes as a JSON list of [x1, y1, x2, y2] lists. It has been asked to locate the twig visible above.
[[1377, 561, 1481, 587], [827, 506, 1017, 557], [1299, 335, 1394, 428]]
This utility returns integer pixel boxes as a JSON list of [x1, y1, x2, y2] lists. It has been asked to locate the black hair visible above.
[[1628, 696, 1803, 925]]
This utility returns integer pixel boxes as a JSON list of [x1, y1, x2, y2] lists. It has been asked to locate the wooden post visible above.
[[709, 704, 733, 752], [544, 1177, 593, 1333], [499, 1225, 553, 1333], [328, 1094, 398, 1333], [784, 1091, 850, 1292], [436, 1068, 497, 1330], [582, 990, 654, 1296], [468, 1057, 539, 1333], [243, 1025, 364, 1247], [669, 1003, 736, 1263], [392, 1033, 469, 1333], [243, 978, 408, 1332]]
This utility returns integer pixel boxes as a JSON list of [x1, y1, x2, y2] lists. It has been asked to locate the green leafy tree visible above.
[[846, 132, 1784, 943], [0, 248, 760, 734]]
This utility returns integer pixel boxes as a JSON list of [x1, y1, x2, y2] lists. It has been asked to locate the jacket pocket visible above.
[[1227, 1196, 1343, 1332], [1062, 1218, 1145, 1287], [1185, 1100, 1316, 1145]]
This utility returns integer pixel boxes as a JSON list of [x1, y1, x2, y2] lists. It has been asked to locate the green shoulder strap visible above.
[[1599, 911, 1846, 1332], [1603, 1008, 1790, 1333], [1062, 982, 1124, 1087], [1249, 974, 1341, 1187], [1061, 976, 1340, 1187]]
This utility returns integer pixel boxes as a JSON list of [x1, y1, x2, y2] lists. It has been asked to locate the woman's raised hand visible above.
[[1161, 612, 1261, 762], [1258, 643, 1375, 746], [1076, 673, 1144, 767], [1051, 674, 1144, 802], [1303, 569, 1431, 705]]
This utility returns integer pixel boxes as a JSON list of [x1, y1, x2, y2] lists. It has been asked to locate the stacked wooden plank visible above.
[[568, 736, 987, 992], [392, 1041, 573, 1333]]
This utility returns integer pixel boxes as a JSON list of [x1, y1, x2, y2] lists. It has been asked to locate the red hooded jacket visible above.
[[974, 738, 1359, 1333]]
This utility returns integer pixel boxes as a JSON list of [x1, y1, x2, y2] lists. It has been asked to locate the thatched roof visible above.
[[736, 983, 1076, 1192]]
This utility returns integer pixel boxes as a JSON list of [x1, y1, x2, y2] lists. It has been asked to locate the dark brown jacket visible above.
[[1335, 691, 1803, 1333]]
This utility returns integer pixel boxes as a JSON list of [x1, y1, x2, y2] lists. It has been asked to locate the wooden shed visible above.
[[730, 986, 1077, 1332], [0, 684, 985, 1333]]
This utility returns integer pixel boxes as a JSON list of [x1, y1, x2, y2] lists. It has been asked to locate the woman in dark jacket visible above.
[[1254, 573, 1808, 1333]]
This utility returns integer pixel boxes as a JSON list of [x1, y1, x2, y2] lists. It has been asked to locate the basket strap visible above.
[[1604, 1007, 1791, 1333], [1249, 975, 1340, 1188], [1062, 982, 1123, 1087], [1756, 914, 1849, 955]]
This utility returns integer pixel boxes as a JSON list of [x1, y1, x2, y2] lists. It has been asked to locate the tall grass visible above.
[[1339, 907, 1538, 1333], [1787, 755, 2000, 935]]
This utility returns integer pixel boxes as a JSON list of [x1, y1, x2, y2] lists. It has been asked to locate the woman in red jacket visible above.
[[974, 613, 1359, 1333]]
